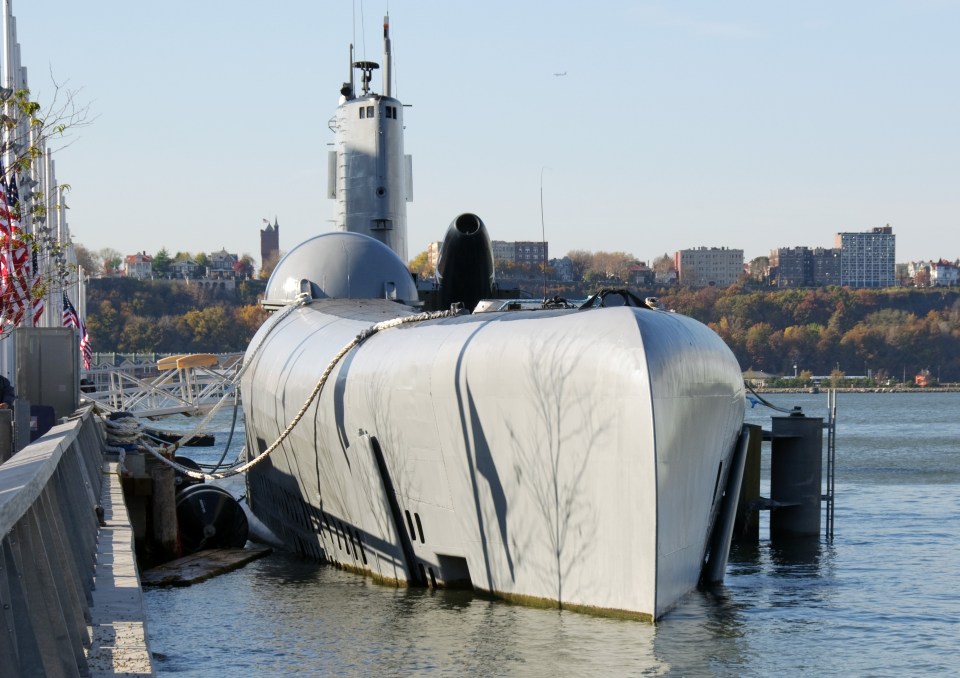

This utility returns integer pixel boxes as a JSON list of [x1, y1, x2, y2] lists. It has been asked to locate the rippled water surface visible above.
[[145, 393, 960, 676]]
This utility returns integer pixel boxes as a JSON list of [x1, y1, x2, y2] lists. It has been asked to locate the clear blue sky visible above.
[[15, 0, 960, 266]]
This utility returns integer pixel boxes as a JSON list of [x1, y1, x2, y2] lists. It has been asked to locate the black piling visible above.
[[770, 413, 823, 537]]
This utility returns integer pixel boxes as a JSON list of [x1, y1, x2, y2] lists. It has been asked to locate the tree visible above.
[[195, 252, 209, 276], [233, 254, 255, 279], [653, 253, 673, 273], [0, 80, 91, 310], [566, 250, 593, 282], [259, 250, 281, 279], [99, 248, 123, 275], [749, 256, 770, 283], [408, 250, 434, 278], [152, 248, 172, 276], [73, 243, 99, 276]]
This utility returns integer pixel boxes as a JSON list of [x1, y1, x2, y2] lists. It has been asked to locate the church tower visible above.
[[260, 217, 280, 276]]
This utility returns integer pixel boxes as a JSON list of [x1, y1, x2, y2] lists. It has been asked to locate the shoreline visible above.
[[754, 387, 960, 394]]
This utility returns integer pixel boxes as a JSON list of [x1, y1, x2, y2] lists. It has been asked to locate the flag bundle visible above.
[[0, 164, 41, 326], [62, 292, 92, 369]]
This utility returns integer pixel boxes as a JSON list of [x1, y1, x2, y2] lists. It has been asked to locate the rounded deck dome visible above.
[[264, 232, 418, 306]]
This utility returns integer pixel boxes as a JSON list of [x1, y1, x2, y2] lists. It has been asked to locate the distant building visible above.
[[491, 240, 515, 264], [260, 218, 280, 274], [654, 267, 677, 286], [771, 246, 841, 287], [770, 247, 809, 287], [514, 241, 548, 267], [628, 262, 654, 286], [207, 248, 239, 278], [426, 241, 442, 270], [835, 225, 896, 288], [551, 257, 574, 282], [169, 257, 199, 279], [931, 259, 958, 287], [674, 246, 744, 287], [123, 252, 153, 279], [906, 260, 930, 286], [490, 240, 548, 271], [811, 247, 841, 286]]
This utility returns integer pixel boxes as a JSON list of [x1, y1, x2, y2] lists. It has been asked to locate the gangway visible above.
[[82, 353, 241, 418]]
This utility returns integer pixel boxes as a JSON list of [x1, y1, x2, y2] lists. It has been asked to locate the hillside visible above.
[[83, 279, 960, 382]]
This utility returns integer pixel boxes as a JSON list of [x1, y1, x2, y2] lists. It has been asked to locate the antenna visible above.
[[383, 13, 392, 97], [540, 167, 549, 301]]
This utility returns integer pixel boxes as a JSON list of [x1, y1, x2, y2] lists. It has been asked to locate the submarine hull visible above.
[[242, 298, 745, 620]]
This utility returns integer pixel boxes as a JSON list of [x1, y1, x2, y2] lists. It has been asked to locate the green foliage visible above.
[[152, 248, 172, 275]]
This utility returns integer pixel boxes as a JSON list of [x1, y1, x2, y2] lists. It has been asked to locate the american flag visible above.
[[0, 166, 33, 327], [62, 292, 92, 369], [7, 177, 42, 325]]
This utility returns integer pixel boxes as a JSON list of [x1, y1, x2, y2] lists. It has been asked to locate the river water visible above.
[[143, 393, 960, 676]]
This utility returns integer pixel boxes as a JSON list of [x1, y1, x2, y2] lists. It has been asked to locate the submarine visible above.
[[241, 15, 746, 620]]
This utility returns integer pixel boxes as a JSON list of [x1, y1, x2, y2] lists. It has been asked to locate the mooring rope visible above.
[[153, 294, 311, 453], [744, 381, 802, 414], [137, 306, 459, 481]]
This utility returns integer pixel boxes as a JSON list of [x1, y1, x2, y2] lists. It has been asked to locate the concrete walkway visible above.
[[86, 462, 154, 676]]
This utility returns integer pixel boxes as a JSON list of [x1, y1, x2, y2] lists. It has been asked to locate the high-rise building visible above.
[[674, 247, 744, 287], [835, 225, 896, 288], [811, 247, 841, 286], [770, 247, 810, 287], [770, 246, 842, 288]]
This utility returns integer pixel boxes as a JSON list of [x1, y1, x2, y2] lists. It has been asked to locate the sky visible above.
[[12, 0, 960, 267]]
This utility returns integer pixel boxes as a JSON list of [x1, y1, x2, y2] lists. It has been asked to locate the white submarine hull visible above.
[[242, 235, 745, 620]]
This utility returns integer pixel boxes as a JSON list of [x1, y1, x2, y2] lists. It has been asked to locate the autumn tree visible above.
[[99, 248, 123, 275], [233, 254, 255, 279], [259, 250, 281, 279], [565, 250, 593, 282], [73, 243, 99, 275], [408, 250, 435, 278]]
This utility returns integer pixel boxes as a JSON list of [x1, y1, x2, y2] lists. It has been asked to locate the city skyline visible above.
[[13, 1, 960, 267]]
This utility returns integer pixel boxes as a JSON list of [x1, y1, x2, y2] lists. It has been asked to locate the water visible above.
[[144, 393, 960, 676]]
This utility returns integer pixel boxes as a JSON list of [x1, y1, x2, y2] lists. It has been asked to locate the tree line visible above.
[[86, 278, 267, 354], [83, 276, 960, 383], [660, 285, 960, 383]]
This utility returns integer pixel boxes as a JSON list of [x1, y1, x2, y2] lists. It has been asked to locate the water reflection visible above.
[[145, 394, 960, 676]]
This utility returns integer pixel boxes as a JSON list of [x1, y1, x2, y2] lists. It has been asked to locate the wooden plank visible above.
[[140, 547, 273, 587]]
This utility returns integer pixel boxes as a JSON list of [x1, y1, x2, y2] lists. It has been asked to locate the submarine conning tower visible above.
[[327, 13, 412, 264]]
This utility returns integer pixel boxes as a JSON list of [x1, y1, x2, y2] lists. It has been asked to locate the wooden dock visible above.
[[141, 547, 272, 587]]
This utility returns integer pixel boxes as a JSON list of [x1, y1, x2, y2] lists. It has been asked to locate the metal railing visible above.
[[83, 354, 241, 417]]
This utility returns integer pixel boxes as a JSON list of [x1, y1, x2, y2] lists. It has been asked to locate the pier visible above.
[[0, 406, 154, 676]]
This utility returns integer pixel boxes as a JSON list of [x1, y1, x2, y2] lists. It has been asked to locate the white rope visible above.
[[141, 307, 459, 481], [147, 294, 311, 456]]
